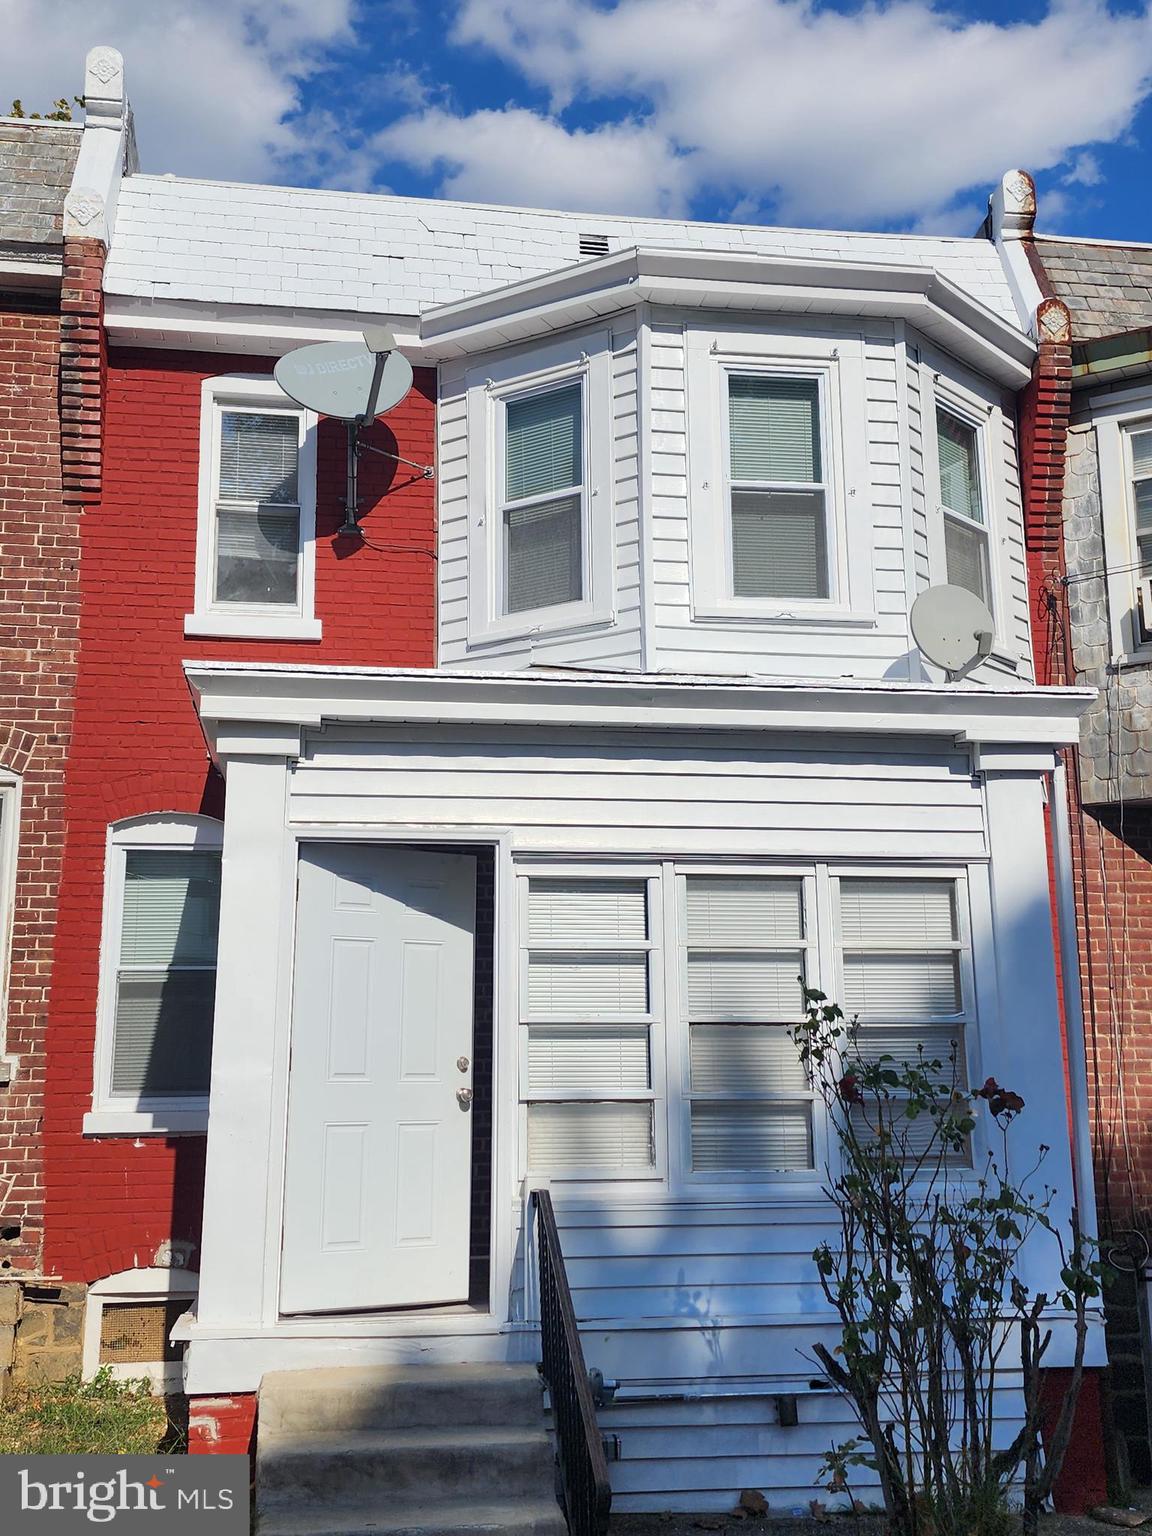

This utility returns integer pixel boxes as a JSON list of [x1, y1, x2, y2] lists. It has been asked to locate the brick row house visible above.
[[2, 46, 1136, 1513]]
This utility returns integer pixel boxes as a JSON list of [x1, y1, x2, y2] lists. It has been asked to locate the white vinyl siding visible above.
[[838, 876, 970, 1159], [684, 877, 814, 1174], [112, 851, 220, 1097], [213, 409, 302, 606], [503, 384, 584, 615], [937, 408, 991, 608], [727, 376, 828, 601], [522, 878, 657, 1176]]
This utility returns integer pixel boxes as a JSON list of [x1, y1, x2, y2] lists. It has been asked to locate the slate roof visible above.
[[0, 118, 81, 248], [104, 173, 1020, 323], [1033, 237, 1152, 340]]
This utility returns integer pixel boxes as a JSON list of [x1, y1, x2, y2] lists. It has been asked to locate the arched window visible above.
[[86, 815, 223, 1136]]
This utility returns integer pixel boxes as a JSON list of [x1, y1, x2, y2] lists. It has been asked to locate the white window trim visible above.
[[83, 1266, 198, 1391], [0, 772, 19, 1084], [465, 331, 615, 648], [517, 865, 666, 1183], [1092, 386, 1152, 665], [85, 813, 223, 1138], [514, 858, 985, 1194], [924, 367, 1011, 658], [687, 325, 875, 625], [185, 374, 321, 641]]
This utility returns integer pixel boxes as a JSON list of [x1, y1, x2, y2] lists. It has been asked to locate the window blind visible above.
[[215, 509, 300, 605], [688, 954, 804, 1018], [1132, 433, 1152, 573], [731, 490, 828, 601], [687, 878, 803, 944], [528, 953, 649, 1015], [690, 1024, 808, 1093], [944, 515, 988, 604], [504, 495, 582, 614], [121, 852, 221, 967], [528, 1025, 649, 1092], [690, 1101, 811, 1173], [527, 1101, 653, 1172], [937, 410, 983, 523], [505, 384, 581, 502], [1132, 430, 1152, 479], [219, 411, 299, 503], [529, 880, 647, 943], [854, 1022, 967, 1090], [729, 376, 821, 483], [840, 879, 956, 946]]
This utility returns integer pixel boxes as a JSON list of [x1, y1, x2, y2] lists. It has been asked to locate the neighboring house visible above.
[[14, 49, 1106, 1509], [1018, 208, 1152, 1486], [0, 95, 102, 1383]]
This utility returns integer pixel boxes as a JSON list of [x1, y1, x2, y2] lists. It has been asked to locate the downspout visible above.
[[1050, 752, 1099, 1239]]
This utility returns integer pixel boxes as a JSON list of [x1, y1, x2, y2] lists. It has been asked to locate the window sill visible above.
[[690, 603, 877, 629], [184, 611, 322, 641], [1114, 649, 1152, 671], [83, 1108, 209, 1137], [467, 607, 616, 649]]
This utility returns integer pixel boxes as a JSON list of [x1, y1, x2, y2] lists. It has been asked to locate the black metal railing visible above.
[[531, 1188, 612, 1536]]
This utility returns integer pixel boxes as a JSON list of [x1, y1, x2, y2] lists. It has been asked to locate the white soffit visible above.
[[417, 247, 1036, 385], [184, 662, 1092, 760]]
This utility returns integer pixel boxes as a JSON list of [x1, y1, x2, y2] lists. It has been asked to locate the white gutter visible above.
[[1050, 753, 1099, 1238]]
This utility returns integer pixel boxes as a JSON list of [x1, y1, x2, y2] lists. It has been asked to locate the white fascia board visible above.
[[184, 662, 1093, 761], [419, 247, 1035, 385], [0, 254, 62, 289], [103, 294, 421, 356]]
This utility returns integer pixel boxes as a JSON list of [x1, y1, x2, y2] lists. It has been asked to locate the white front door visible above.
[[280, 844, 477, 1315]]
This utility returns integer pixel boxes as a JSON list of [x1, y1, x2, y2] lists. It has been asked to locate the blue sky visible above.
[[8, 0, 1152, 240]]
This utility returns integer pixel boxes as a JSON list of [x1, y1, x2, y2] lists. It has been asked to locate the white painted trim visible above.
[[685, 322, 873, 623], [186, 375, 320, 641], [0, 772, 20, 1082], [185, 663, 1093, 755], [90, 814, 224, 1132], [418, 247, 1035, 387], [463, 330, 615, 650], [82, 1266, 198, 1392]]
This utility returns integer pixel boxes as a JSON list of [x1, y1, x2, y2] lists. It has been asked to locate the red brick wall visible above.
[[188, 1394, 257, 1456], [42, 347, 436, 1283], [0, 288, 81, 1277]]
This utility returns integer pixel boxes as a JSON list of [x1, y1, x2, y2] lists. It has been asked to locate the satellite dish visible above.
[[274, 333, 413, 422], [910, 584, 995, 674]]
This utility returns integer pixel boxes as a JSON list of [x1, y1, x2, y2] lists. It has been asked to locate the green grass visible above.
[[0, 1368, 179, 1455]]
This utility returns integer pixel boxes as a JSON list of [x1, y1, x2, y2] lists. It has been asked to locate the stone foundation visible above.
[[0, 1280, 87, 1396]]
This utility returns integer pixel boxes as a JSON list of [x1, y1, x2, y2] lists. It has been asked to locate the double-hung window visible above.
[[727, 375, 829, 601], [502, 382, 584, 615], [684, 876, 815, 1174], [1127, 425, 1152, 640], [838, 876, 971, 1159], [89, 818, 223, 1133], [937, 407, 991, 607], [187, 377, 319, 640], [521, 877, 656, 1176]]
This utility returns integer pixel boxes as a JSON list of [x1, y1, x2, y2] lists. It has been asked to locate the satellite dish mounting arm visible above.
[[339, 328, 434, 540]]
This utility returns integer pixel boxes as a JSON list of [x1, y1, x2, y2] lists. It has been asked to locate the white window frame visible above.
[[1093, 385, 1152, 664], [676, 867, 823, 1189], [185, 374, 320, 641], [85, 813, 224, 1137], [687, 323, 874, 625], [0, 772, 19, 1084], [83, 1266, 198, 1391], [465, 331, 615, 647], [923, 364, 1012, 657], [517, 864, 666, 1184]]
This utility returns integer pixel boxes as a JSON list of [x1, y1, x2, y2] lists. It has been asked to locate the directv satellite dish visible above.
[[910, 585, 995, 675], [274, 332, 413, 422], [273, 330, 427, 540]]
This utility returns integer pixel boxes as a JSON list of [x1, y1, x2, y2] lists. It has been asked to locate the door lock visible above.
[[457, 1056, 470, 1073], [457, 1087, 474, 1108]]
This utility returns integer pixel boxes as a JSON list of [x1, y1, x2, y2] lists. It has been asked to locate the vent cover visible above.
[[99, 1300, 187, 1364], [579, 232, 610, 257]]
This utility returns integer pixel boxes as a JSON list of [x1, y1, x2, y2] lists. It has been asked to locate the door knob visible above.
[[457, 1056, 470, 1073], [457, 1087, 474, 1108]]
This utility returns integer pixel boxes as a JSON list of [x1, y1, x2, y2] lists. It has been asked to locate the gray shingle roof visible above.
[[0, 119, 81, 247], [1034, 237, 1152, 340]]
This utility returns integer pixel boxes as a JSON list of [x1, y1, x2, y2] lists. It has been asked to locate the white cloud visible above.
[[0, 0, 357, 182], [1063, 150, 1105, 186], [374, 106, 693, 213], [384, 0, 1152, 227]]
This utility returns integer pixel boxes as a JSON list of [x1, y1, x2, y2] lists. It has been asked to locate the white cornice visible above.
[[104, 295, 421, 356], [418, 247, 1036, 386], [184, 662, 1092, 764]]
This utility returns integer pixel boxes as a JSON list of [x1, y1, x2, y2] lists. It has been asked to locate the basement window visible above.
[[83, 1267, 198, 1392]]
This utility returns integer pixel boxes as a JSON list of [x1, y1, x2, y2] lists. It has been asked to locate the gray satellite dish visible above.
[[274, 332, 413, 422], [910, 584, 995, 674]]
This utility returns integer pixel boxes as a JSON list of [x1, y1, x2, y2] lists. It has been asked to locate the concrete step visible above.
[[259, 1364, 545, 1436], [257, 1426, 557, 1512], [257, 1497, 568, 1536]]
